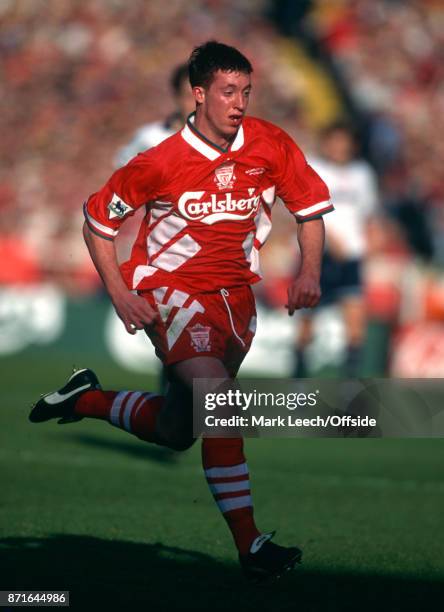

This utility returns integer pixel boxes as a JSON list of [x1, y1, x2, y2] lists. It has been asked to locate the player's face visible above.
[[194, 70, 251, 141], [322, 130, 355, 164]]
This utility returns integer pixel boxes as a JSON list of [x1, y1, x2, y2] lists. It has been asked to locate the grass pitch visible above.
[[1, 353, 443, 611]]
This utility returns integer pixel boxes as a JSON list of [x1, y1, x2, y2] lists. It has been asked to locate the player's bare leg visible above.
[[341, 294, 366, 377], [294, 313, 313, 378], [154, 356, 229, 450]]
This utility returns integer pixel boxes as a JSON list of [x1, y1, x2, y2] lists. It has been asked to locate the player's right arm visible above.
[[83, 154, 163, 334], [83, 223, 157, 334]]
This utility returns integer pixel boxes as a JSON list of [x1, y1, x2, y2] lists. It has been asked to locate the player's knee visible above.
[[165, 433, 196, 452], [156, 418, 196, 451]]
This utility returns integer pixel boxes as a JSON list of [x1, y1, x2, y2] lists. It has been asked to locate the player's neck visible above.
[[192, 111, 236, 151]]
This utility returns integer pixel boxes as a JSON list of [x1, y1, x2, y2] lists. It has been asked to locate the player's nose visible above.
[[233, 92, 245, 111]]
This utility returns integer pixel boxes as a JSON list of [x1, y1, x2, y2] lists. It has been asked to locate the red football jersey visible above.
[[84, 114, 333, 293]]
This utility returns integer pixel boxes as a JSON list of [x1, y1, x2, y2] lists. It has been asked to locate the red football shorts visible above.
[[140, 285, 256, 375]]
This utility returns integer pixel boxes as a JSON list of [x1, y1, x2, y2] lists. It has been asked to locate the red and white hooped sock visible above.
[[202, 437, 261, 556], [75, 390, 163, 442]]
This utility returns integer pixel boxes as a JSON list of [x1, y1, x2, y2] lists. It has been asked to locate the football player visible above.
[[30, 41, 333, 581], [294, 121, 379, 377]]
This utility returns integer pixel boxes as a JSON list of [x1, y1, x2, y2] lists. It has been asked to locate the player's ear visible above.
[[193, 86, 205, 104]]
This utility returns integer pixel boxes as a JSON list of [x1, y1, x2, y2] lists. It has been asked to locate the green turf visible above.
[[1, 354, 443, 610]]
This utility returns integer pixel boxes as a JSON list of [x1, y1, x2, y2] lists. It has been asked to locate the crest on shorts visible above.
[[108, 193, 134, 219], [214, 164, 236, 190], [187, 323, 211, 352]]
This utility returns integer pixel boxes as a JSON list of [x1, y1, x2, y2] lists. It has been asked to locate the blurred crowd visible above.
[[0, 0, 308, 292], [309, 0, 444, 260], [1, 0, 444, 373]]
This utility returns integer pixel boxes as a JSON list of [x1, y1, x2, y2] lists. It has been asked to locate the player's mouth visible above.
[[229, 114, 243, 126]]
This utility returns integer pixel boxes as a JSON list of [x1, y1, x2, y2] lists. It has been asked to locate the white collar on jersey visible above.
[[181, 112, 244, 160]]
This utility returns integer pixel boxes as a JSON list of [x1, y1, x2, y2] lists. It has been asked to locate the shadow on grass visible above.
[[0, 535, 441, 611], [56, 432, 181, 465]]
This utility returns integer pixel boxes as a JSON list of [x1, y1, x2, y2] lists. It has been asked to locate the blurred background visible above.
[[2, 4, 444, 607], [1, 0, 444, 378]]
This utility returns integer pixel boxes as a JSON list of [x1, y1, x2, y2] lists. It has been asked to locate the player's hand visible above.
[[286, 274, 321, 315], [111, 290, 158, 335]]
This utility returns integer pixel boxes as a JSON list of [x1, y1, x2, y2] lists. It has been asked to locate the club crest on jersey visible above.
[[108, 193, 134, 219], [214, 164, 236, 190], [187, 323, 211, 352]]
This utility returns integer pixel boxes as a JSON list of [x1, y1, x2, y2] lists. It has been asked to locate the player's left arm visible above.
[[287, 218, 325, 315], [271, 129, 333, 314]]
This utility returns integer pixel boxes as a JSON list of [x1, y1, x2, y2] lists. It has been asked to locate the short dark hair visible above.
[[321, 119, 357, 141], [188, 40, 253, 88], [170, 63, 189, 96]]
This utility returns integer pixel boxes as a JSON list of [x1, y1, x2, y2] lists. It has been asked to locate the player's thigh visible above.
[[172, 355, 230, 384], [296, 313, 314, 347], [158, 357, 230, 431], [341, 295, 366, 343], [221, 285, 257, 377]]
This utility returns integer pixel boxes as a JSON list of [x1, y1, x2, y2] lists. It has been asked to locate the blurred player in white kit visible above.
[[294, 121, 379, 377]]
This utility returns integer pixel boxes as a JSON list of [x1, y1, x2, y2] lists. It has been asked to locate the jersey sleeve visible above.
[[84, 152, 164, 240], [272, 133, 334, 223]]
